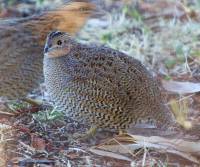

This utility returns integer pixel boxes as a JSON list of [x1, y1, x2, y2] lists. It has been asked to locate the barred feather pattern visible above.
[[44, 33, 176, 130]]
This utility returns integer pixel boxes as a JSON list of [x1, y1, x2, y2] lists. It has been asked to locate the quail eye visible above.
[[57, 40, 62, 46]]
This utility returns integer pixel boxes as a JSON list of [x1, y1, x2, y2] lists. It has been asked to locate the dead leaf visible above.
[[31, 135, 46, 151], [162, 80, 200, 94], [92, 134, 200, 164], [169, 99, 192, 130], [131, 135, 200, 155], [89, 148, 132, 162]]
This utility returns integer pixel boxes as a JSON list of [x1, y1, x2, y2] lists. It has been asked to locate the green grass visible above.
[[33, 108, 64, 122]]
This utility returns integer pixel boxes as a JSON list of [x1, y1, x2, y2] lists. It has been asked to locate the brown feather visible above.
[[0, 2, 95, 99], [24, 2, 95, 44]]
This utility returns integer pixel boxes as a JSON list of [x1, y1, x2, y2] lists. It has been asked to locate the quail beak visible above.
[[44, 45, 49, 54]]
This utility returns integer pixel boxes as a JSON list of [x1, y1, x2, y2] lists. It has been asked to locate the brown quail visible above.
[[43, 31, 176, 131], [0, 2, 95, 100]]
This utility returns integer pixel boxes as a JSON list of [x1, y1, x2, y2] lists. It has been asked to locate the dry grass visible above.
[[79, 4, 200, 77], [1, 0, 200, 166], [0, 123, 15, 167]]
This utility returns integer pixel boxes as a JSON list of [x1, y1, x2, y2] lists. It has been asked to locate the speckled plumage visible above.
[[0, 2, 95, 100], [43, 31, 175, 130]]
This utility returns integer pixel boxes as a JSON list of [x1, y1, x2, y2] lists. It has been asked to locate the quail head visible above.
[[43, 31, 176, 131], [0, 2, 95, 100]]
